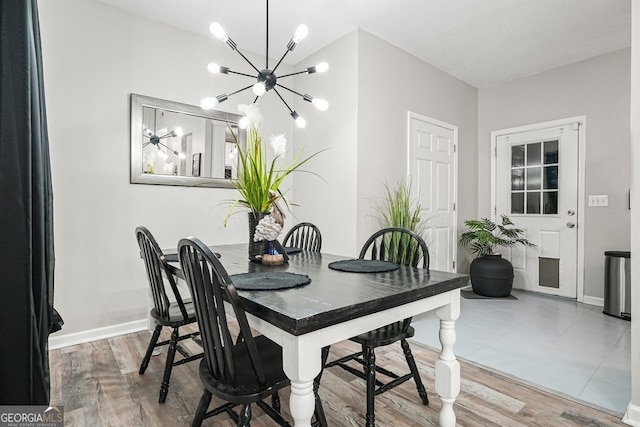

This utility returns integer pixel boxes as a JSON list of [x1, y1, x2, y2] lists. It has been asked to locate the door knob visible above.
[[567, 222, 576, 228], [567, 210, 575, 216]]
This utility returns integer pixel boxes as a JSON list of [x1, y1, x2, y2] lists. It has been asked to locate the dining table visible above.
[[164, 243, 468, 427]]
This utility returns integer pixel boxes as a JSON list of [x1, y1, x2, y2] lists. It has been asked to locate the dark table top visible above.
[[165, 244, 468, 336]]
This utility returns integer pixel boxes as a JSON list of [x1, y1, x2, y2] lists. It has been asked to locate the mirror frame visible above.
[[130, 93, 245, 188]]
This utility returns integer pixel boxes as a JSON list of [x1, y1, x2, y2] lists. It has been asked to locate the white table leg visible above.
[[282, 337, 321, 427], [435, 296, 461, 427]]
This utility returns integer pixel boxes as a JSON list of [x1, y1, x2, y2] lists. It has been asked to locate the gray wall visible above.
[[289, 31, 361, 257], [38, 0, 293, 337], [478, 49, 631, 299], [356, 31, 478, 260], [292, 29, 479, 263]]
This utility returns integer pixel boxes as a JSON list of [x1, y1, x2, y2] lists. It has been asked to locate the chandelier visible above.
[[143, 125, 186, 160], [200, 0, 328, 128]]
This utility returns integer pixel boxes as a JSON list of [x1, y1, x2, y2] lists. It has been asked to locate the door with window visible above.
[[494, 122, 579, 298]]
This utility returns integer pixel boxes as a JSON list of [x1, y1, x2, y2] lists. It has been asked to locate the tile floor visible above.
[[411, 288, 631, 416]]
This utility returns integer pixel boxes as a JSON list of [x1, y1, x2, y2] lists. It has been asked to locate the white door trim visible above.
[[407, 111, 459, 272], [490, 116, 586, 301]]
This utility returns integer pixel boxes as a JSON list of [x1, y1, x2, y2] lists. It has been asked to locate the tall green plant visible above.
[[373, 179, 428, 266], [374, 179, 427, 235]]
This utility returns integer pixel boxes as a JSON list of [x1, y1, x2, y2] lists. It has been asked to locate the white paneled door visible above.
[[408, 112, 457, 273], [494, 121, 580, 298]]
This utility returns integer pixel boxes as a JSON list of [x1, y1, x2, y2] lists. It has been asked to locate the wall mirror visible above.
[[130, 93, 245, 188]]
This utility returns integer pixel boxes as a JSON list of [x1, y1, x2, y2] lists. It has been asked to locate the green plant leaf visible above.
[[459, 215, 536, 257]]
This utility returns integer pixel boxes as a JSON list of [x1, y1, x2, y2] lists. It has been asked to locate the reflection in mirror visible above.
[[131, 93, 245, 188]]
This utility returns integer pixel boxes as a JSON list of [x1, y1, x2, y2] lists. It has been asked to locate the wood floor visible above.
[[49, 324, 626, 426]]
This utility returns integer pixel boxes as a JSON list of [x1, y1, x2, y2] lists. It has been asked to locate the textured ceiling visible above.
[[96, 0, 631, 88]]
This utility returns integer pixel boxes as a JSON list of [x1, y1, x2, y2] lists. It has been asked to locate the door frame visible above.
[[490, 116, 586, 301], [407, 111, 459, 272]]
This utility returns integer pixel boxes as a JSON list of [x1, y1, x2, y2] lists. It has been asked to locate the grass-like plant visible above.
[[224, 111, 324, 225], [374, 179, 427, 235], [459, 215, 535, 257], [373, 179, 428, 265]]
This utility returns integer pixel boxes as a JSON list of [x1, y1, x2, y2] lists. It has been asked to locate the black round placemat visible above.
[[328, 259, 399, 273], [230, 272, 311, 290]]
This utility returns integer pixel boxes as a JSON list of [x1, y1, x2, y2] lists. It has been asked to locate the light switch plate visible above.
[[588, 195, 608, 207]]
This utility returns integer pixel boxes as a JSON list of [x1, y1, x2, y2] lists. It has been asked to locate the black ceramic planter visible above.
[[470, 254, 514, 297]]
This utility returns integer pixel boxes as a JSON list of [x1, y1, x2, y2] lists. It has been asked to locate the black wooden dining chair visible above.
[[282, 222, 322, 252], [324, 227, 430, 427], [178, 236, 327, 427], [135, 226, 203, 403]]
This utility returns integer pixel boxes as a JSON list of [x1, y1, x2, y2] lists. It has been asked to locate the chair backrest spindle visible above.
[[283, 222, 322, 252], [136, 226, 190, 321], [359, 227, 430, 271]]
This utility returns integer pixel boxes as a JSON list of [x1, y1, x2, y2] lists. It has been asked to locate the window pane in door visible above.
[[511, 169, 524, 190], [543, 191, 558, 214], [512, 145, 525, 167], [544, 140, 558, 164], [526, 192, 541, 214], [511, 193, 524, 214], [543, 166, 558, 189], [527, 143, 541, 166], [527, 167, 541, 190]]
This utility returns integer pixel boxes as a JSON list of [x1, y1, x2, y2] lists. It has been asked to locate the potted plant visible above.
[[224, 104, 325, 260], [459, 215, 535, 297]]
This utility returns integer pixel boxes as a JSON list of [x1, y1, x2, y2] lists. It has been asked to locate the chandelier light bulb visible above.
[[173, 127, 184, 137], [200, 97, 218, 110], [178, 152, 187, 160], [252, 82, 266, 96], [157, 148, 168, 159], [292, 24, 309, 43], [315, 62, 329, 73], [238, 116, 250, 130], [311, 98, 329, 111], [295, 116, 307, 128], [207, 63, 221, 74], [209, 22, 228, 42]]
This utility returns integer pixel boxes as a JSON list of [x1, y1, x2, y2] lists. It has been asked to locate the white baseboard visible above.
[[582, 295, 604, 307], [623, 403, 640, 426], [48, 319, 149, 350]]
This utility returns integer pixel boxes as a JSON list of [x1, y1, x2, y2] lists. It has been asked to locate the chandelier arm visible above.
[[233, 48, 261, 74], [253, 95, 259, 104], [272, 87, 293, 113], [277, 70, 308, 79], [271, 49, 290, 74], [157, 141, 179, 155], [228, 70, 258, 78], [143, 141, 151, 147], [265, 0, 269, 69], [276, 83, 305, 99], [227, 84, 255, 97]]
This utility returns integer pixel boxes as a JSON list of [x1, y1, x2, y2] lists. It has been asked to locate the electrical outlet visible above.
[[588, 195, 608, 207]]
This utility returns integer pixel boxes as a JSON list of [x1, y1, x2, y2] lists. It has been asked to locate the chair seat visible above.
[[350, 322, 415, 347], [151, 299, 196, 325], [199, 335, 289, 403]]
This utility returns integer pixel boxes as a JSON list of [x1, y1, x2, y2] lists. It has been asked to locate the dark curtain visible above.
[[0, 0, 55, 404]]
